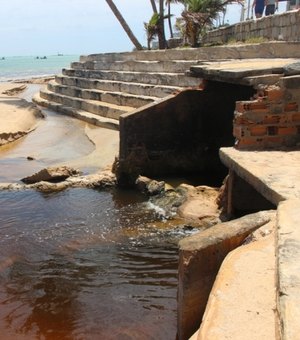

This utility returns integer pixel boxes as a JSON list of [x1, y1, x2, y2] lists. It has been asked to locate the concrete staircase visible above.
[[33, 50, 202, 130], [33, 42, 300, 130]]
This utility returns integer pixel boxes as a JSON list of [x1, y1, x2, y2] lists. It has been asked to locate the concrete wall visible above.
[[178, 211, 273, 340], [202, 10, 300, 45], [117, 82, 254, 186]]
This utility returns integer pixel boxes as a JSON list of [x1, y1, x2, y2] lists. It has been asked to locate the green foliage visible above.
[[144, 13, 161, 49], [178, 0, 237, 47], [144, 11, 173, 49]]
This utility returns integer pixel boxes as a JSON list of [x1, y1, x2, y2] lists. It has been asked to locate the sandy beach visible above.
[[0, 82, 44, 145], [0, 81, 119, 183]]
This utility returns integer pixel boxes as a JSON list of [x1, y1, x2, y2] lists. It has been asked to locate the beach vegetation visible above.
[[176, 0, 242, 47]]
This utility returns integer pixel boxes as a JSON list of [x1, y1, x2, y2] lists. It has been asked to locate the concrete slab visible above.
[[178, 211, 274, 340], [219, 147, 300, 340], [219, 147, 300, 205], [190, 58, 300, 84], [277, 199, 300, 340], [197, 218, 278, 340]]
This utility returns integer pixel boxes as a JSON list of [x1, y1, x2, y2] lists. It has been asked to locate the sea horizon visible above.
[[0, 54, 80, 82]]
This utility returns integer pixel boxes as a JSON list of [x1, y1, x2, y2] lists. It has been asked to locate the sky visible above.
[[0, 0, 288, 57]]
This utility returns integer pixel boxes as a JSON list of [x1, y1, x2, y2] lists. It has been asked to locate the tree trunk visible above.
[[105, 0, 143, 50], [149, 0, 158, 13], [158, 0, 167, 49], [167, 1, 174, 38]]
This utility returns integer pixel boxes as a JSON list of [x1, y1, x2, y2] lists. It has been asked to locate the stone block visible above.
[[290, 12, 297, 25], [177, 211, 273, 340]]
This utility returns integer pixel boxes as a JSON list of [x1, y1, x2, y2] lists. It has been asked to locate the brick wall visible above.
[[234, 75, 300, 149], [202, 10, 300, 45]]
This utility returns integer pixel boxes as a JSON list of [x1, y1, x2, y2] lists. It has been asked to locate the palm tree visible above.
[[147, 0, 168, 49], [166, 0, 174, 38], [144, 13, 160, 49], [158, 0, 168, 49], [165, 0, 185, 38], [179, 0, 236, 47], [150, 0, 158, 13], [105, 0, 143, 50]]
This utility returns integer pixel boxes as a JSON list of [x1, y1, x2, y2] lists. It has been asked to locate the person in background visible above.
[[252, 0, 265, 18], [265, 0, 279, 15]]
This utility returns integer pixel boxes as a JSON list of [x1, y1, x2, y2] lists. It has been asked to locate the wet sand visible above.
[[0, 82, 119, 183], [0, 83, 43, 144]]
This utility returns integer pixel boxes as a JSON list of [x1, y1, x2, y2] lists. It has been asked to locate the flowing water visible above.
[[0, 188, 186, 340], [0, 80, 185, 338]]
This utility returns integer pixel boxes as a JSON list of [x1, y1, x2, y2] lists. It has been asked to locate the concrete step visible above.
[[47, 80, 157, 108], [79, 49, 207, 63], [71, 59, 201, 73], [39, 89, 133, 120], [32, 94, 119, 130], [80, 42, 300, 63], [62, 68, 201, 87], [55, 75, 182, 98]]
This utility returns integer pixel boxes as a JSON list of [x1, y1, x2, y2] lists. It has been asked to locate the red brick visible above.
[[263, 115, 281, 124], [264, 88, 284, 102], [292, 113, 300, 122], [278, 126, 298, 136], [235, 137, 259, 149], [233, 126, 243, 138], [264, 136, 284, 145], [235, 101, 268, 112], [270, 104, 284, 114], [284, 102, 298, 112], [250, 108, 270, 115], [250, 126, 267, 136], [234, 112, 252, 125], [247, 101, 268, 110], [234, 116, 250, 125]]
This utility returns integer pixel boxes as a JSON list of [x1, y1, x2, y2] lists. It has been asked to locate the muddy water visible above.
[[0, 86, 183, 339], [0, 188, 183, 339]]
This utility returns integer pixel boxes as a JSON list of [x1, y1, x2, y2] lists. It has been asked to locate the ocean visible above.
[[0, 54, 79, 82]]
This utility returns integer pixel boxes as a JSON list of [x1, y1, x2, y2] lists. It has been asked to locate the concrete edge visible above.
[[277, 198, 300, 340], [219, 148, 285, 205], [177, 210, 274, 340]]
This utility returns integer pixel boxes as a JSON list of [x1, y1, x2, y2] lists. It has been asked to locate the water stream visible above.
[[0, 188, 183, 339], [0, 85, 186, 339]]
